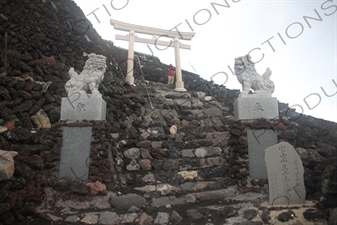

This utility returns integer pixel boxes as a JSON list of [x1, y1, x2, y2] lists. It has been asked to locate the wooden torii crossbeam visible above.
[[110, 19, 195, 91]]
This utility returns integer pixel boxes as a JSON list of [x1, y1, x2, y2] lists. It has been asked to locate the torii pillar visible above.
[[126, 31, 135, 84], [173, 37, 185, 91], [110, 19, 195, 92]]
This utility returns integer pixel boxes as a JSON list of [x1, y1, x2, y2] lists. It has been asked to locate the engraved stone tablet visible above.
[[265, 142, 306, 206], [247, 129, 278, 179], [59, 127, 92, 180]]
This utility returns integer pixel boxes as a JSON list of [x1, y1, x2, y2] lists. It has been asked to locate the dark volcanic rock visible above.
[[317, 144, 337, 158], [52, 179, 70, 192], [186, 209, 203, 220], [136, 140, 151, 148], [10, 127, 32, 143], [13, 100, 33, 113], [71, 183, 90, 195], [209, 165, 229, 178], [299, 149, 324, 169], [261, 210, 271, 224], [303, 209, 327, 222], [171, 210, 183, 224], [19, 112, 34, 130], [167, 147, 181, 159], [304, 168, 322, 196], [243, 209, 258, 220], [16, 154, 44, 170], [217, 206, 237, 218], [0, 203, 10, 215], [109, 194, 146, 209], [238, 186, 260, 194], [277, 210, 295, 222], [329, 208, 337, 225], [0, 86, 12, 101], [234, 221, 263, 225], [0, 211, 15, 225], [162, 159, 179, 171], [322, 165, 337, 197]]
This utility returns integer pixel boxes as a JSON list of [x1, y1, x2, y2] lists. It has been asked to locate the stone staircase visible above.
[[113, 83, 270, 223], [31, 81, 330, 225], [114, 82, 244, 222]]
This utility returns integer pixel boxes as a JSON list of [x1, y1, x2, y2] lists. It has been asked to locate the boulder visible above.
[[0, 150, 18, 181], [31, 109, 51, 129], [89, 181, 106, 195]]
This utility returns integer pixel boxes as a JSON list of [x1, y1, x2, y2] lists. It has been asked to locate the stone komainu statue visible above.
[[234, 55, 275, 96], [65, 53, 107, 96]]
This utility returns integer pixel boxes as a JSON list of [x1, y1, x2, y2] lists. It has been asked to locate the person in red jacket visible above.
[[167, 64, 175, 85]]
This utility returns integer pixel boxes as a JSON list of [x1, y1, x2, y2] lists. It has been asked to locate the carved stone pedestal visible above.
[[234, 95, 279, 120], [59, 53, 107, 181], [60, 93, 106, 121]]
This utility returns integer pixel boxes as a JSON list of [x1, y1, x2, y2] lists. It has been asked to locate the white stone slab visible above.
[[60, 93, 106, 121], [265, 142, 306, 206], [59, 127, 92, 180], [234, 97, 278, 120], [247, 129, 278, 180]]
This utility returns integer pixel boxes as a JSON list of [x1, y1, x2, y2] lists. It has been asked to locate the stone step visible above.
[[182, 138, 228, 148], [42, 202, 326, 225], [124, 156, 230, 177], [142, 107, 226, 122], [123, 146, 229, 160], [134, 181, 227, 195], [181, 147, 223, 158]]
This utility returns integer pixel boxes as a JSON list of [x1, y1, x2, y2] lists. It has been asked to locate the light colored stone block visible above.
[[234, 97, 278, 120], [59, 127, 92, 180], [0, 150, 17, 181], [265, 142, 306, 206], [60, 94, 106, 121], [247, 129, 278, 180]]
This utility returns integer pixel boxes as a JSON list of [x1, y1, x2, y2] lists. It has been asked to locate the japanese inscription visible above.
[[76, 102, 86, 111], [253, 102, 264, 111]]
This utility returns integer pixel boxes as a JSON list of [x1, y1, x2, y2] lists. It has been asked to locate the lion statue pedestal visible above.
[[233, 55, 279, 120], [59, 54, 107, 181], [60, 53, 107, 121]]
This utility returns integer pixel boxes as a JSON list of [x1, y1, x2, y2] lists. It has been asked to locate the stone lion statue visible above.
[[234, 55, 275, 96], [65, 53, 107, 96]]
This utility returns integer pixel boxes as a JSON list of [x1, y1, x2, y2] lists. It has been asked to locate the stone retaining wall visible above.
[[0, 0, 336, 224]]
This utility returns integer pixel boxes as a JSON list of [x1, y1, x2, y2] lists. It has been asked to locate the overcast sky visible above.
[[73, 0, 337, 123]]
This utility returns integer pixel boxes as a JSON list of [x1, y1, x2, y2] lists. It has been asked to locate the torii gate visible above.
[[110, 19, 195, 92]]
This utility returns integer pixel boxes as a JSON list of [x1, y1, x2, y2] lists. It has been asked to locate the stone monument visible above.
[[59, 127, 92, 180], [265, 142, 306, 206], [60, 53, 107, 121], [59, 53, 107, 180], [233, 55, 278, 120], [247, 129, 278, 179]]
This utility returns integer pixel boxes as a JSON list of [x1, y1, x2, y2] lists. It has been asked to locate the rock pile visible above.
[[0, 0, 336, 224]]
